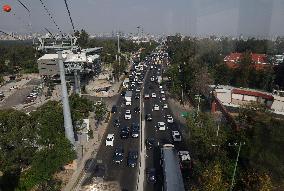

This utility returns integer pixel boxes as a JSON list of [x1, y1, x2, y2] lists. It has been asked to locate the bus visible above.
[[161, 144, 185, 191]]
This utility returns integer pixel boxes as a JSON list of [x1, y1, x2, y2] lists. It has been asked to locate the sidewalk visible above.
[[63, 114, 109, 191]]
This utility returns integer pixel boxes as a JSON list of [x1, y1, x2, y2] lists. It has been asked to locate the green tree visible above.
[[200, 162, 229, 191], [94, 102, 108, 123], [75, 29, 89, 48], [69, 94, 93, 123], [235, 51, 253, 87]]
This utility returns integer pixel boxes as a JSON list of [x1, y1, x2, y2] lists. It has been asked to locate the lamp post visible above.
[[229, 142, 245, 191]]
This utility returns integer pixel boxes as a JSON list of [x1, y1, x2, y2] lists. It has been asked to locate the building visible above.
[[213, 85, 284, 115], [37, 47, 102, 76], [224, 52, 270, 70]]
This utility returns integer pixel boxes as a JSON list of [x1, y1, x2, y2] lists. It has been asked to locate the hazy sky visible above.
[[1, 0, 284, 36]]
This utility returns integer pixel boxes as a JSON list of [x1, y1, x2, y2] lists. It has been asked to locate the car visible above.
[[125, 110, 131, 120], [106, 134, 114, 146], [159, 85, 163, 89], [144, 94, 150, 99], [163, 104, 168, 109], [157, 122, 166, 130], [150, 77, 155, 82], [120, 127, 130, 139], [161, 89, 165, 94], [127, 151, 138, 167], [136, 88, 141, 92], [113, 118, 120, 128], [146, 168, 157, 184], [166, 115, 174, 123], [172, 131, 182, 142], [153, 104, 159, 111], [138, 80, 143, 84], [178, 151, 192, 170], [151, 93, 156, 98], [131, 124, 140, 138], [113, 147, 124, 164], [161, 94, 166, 101], [135, 93, 140, 99], [111, 105, 117, 113], [134, 106, 140, 113], [146, 114, 152, 121], [146, 138, 155, 149]]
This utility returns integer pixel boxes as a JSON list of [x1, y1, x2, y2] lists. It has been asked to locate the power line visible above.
[[16, 0, 30, 13], [39, 0, 63, 36], [0, 30, 22, 40], [63, 0, 76, 34]]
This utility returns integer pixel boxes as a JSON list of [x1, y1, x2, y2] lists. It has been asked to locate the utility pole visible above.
[[229, 142, 245, 191], [195, 94, 201, 113]]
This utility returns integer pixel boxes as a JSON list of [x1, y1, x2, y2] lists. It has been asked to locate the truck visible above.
[[161, 144, 185, 191], [125, 91, 132, 106]]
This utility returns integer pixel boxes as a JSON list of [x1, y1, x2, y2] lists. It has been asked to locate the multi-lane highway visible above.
[[80, 50, 189, 191]]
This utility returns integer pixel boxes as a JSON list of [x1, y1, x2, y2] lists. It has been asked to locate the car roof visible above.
[[158, 122, 165, 125], [107, 134, 114, 138]]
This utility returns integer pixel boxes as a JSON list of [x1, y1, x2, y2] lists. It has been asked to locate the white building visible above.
[[213, 85, 284, 115]]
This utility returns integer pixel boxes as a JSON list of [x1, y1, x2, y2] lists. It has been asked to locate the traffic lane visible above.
[[82, 99, 122, 185], [144, 97, 169, 191], [118, 97, 140, 191]]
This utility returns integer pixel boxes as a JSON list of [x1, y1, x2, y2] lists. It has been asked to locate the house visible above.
[[224, 52, 269, 70]]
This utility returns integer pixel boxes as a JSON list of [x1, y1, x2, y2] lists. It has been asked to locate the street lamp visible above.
[[228, 142, 245, 191]]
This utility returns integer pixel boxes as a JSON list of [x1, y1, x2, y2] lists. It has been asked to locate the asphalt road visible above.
[[144, 64, 188, 191], [81, 64, 147, 191], [80, 56, 189, 191]]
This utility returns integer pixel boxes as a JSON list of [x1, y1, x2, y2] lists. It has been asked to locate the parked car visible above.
[[151, 93, 157, 98]]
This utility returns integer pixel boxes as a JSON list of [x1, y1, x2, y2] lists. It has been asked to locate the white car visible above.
[[166, 115, 174, 123], [126, 101, 132, 106], [106, 134, 114, 146], [150, 77, 155, 82], [151, 93, 156, 98], [125, 110, 131, 120], [153, 104, 159, 111], [157, 122, 166, 131], [161, 90, 165, 94], [159, 85, 163, 89], [163, 104, 168, 109], [144, 94, 150, 99], [172, 131, 182, 142], [161, 95, 166, 101]]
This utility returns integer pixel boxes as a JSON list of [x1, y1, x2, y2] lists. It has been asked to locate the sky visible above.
[[1, 0, 284, 37]]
